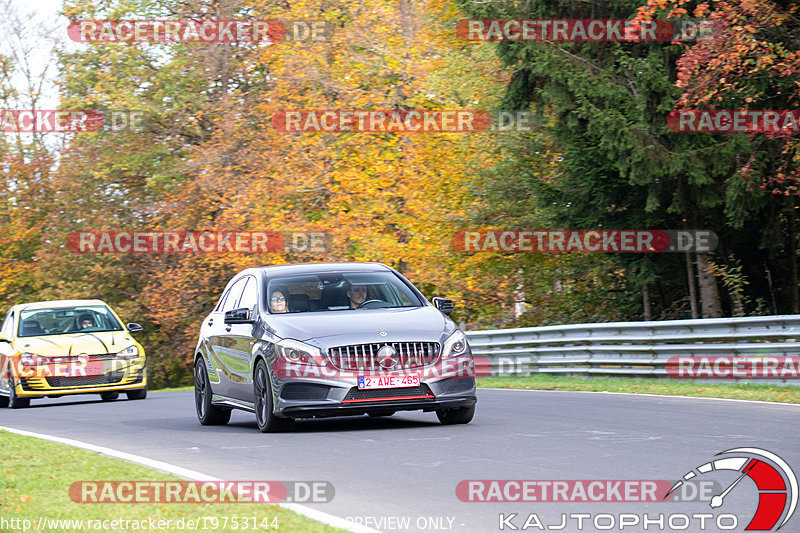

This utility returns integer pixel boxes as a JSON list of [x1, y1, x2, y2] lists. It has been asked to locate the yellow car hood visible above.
[[15, 331, 137, 357]]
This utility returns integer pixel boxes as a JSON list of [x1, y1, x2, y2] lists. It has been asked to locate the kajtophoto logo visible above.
[[483, 449, 796, 531], [667, 448, 797, 531]]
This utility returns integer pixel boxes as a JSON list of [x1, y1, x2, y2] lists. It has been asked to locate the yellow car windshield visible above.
[[18, 306, 123, 337]]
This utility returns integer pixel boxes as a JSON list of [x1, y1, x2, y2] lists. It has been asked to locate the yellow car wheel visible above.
[[126, 387, 147, 400], [9, 378, 30, 409]]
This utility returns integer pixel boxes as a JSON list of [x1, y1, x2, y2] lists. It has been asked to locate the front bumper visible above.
[[15, 359, 146, 397], [275, 376, 477, 419]]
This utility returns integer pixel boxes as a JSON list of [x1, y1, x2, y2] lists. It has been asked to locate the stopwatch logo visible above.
[[667, 447, 798, 531]]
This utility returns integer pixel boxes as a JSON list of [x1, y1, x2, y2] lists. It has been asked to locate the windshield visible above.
[[18, 306, 124, 337], [265, 271, 424, 313]]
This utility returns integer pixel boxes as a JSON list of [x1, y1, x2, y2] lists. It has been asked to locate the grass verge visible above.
[[477, 374, 800, 403], [0, 430, 346, 533]]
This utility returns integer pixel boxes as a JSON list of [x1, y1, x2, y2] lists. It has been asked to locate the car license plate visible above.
[[358, 374, 420, 390]]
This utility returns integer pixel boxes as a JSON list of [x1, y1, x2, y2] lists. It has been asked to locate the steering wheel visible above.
[[357, 299, 387, 309]]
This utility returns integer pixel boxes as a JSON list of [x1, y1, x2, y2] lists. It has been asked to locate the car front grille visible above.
[[19, 377, 38, 391], [327, 342, 439, 372], [46, 370, 125, 388], [343, 384, 434, 402]]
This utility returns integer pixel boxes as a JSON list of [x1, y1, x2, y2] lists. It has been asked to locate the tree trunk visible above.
[[514, 268, 526, 318], [685, 248, 699, 318], [788, 197, 799, 313], [696, 252, 723, 317], [642, 282, 652, 321]]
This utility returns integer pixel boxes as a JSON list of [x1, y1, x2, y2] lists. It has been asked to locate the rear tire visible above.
[[0, 394, 8, 408], [9, 378, 30, 409], [254, 359, 292, 433], [100, 391, 119, 401], [126, 387, 147, 400], [436, 405, 474, 425], [194, 357, 231, 425]]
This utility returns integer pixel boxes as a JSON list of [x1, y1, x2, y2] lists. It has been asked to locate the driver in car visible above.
[[78, 314, 94, 329], [346, 284, 368, 309]]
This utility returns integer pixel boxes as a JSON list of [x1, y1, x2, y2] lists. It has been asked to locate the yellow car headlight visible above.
[[115, 345, 139, 358]]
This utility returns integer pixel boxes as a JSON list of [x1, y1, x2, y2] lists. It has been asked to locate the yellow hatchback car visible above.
[[0, 299, 147, 408]]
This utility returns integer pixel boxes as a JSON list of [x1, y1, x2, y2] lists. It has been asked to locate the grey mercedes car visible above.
[[193, 262, 477, 432]]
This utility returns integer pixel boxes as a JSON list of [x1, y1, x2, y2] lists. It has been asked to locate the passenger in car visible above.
[[269, 289, 288, 314]]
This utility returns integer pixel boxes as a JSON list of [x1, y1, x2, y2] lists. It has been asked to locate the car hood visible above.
[[14, 331, 136, 357], [265, 306, 453, 345]]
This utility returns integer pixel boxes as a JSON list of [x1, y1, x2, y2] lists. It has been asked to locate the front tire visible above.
[[126, 387, 147, 400], [194, 357, 231, 425], [436, 405, 474, 425], [100, 391, 119, 401], [9, 378, 30, 409], [254, 359, 292, 433]]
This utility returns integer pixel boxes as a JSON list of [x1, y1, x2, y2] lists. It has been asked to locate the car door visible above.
[[207, 276, 248, 399], [226, 275, 260, 400]]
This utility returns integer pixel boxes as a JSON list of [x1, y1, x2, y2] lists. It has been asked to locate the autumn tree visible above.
[[638, 0, 800, 312]]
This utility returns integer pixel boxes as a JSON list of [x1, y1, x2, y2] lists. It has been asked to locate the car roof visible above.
[[249, 262, 394, 278], [13, 299, 109, 312]]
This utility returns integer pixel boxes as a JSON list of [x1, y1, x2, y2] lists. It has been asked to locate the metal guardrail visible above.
[[465, 315, 800, 385]]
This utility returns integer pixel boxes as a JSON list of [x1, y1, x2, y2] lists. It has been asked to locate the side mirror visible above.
[[432, 297, 454, 315], [224, 308, 254, 324], [0, 334, 9, 343], [127, 323, 143, 334]]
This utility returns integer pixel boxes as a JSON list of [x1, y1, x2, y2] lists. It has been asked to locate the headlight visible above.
[[442, 330, 469, 358], [116, 345, 139, 358], [275, 339, 324, 365]]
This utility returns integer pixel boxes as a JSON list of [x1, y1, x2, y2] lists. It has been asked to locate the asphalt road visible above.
[[1, 389, 799, 533]]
